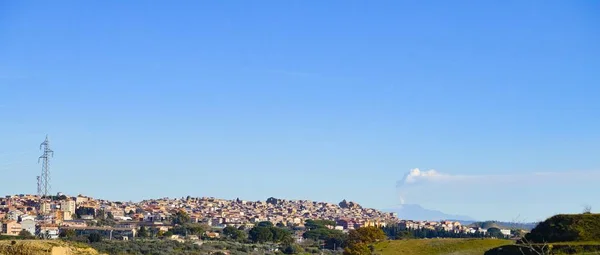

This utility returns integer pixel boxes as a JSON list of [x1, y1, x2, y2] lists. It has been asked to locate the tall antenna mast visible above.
[[38, 135, 54, 198]]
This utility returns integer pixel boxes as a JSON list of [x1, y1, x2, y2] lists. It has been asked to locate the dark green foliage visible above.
[[270, 227, 291, 243], [75, 207, 96, 218], [347, 227, 386, 244], [88, 233, 102, 243], [138, 226, 149, 238], [89, 240, 281, 255], [0, 236, 30, 241], [90, 240, 210, 255], [50, 195, 68, 201], [248, 225, 292, 244], [171, 210, 191, 225], [59, 229, 76, 239], [17, 230, 34, 239], [325, 234, 346, 250], [485, 244, 600, 255], [382, 225, 486, 239], [223, 226, 248, 242], [524, 213, 600, 243], [96, 217, 116, 227], [470, 221, 537, 231], [249, 227, 274, 243], [96, 209, 105, 219], [343, 227, 386, 255], [305, 219, 336, 230], [171, 223, 208, 236], [257, 221, 274, 228], [303, 228, 337, 240], [223, 226, 237, 236], [487, 227, 506, 239], [162, 231, 173, 238], [282, 243, 304, 254], [303, 219, 347, 250], [93, 209, 116, 227]]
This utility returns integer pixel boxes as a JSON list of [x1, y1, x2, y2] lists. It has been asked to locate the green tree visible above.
[[163, 231, 173, 238], [138, 226, 149, 238], [185, 223, 206, 235], [348, 227, 386, 244], [96, 209, 106, 219], [171, 210, 191, 225], [282, 243, 303, 254], [325, 233, 347, 250], [257, 221, 274, 228], [223, 226, 238, 236], [59, 229, 76, 239], [305, 219, 336, 229], [249, 227, 274, 243], [396, 230, 413, 240], [303, 227, 347, 249], [344, 242, 370, 255], [271, 227, 292, 243], [344, 227, 386, 255], [223, 226, 247, 242], [232, 229, 248, 242], [487, 227, 506, 239], [18, 230, 34, 239], [88, 233, 103, 243]]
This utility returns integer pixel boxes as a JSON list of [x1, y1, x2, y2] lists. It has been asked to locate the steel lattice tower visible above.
[[36, 176, 41, 197], [38, 135, 54, 198]]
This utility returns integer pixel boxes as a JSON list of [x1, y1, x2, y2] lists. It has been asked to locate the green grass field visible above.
[[374, 238, 514, 255]]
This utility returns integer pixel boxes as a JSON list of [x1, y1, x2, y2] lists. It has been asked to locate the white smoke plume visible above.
[[395, 168, 600, 205], [396, 168, 432, 205], [397, 168, 445, 186]]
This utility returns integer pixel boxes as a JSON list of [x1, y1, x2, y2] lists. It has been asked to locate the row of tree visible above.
[[381, 225, 507, 240], [248, 221, 294, 244]]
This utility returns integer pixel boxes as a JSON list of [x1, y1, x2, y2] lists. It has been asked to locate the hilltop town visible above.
[[0, 193, 398, 239], [0, 193, 517, 242]]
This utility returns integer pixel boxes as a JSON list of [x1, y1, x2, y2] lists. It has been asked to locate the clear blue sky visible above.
[[1, 1, 598, 221]]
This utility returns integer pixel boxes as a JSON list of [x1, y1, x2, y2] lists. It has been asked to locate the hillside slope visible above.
[[486, 213, 600, 255], [0, 240, 101, 255], [525, 213, 600, 243], [374, 238, 512, 255]]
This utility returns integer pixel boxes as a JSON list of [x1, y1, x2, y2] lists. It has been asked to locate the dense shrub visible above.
[[89, 239, 281, 255], [525, 214, 600, 243]]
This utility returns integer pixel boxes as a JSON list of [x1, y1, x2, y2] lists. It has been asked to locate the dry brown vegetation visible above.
[[0, 240, 101, 255]]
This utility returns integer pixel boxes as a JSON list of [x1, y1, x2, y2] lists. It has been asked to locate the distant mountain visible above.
[[382, 204, 476, 221]]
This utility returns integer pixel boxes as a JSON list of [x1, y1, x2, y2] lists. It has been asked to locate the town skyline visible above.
[[1, 134, 599, 222]]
